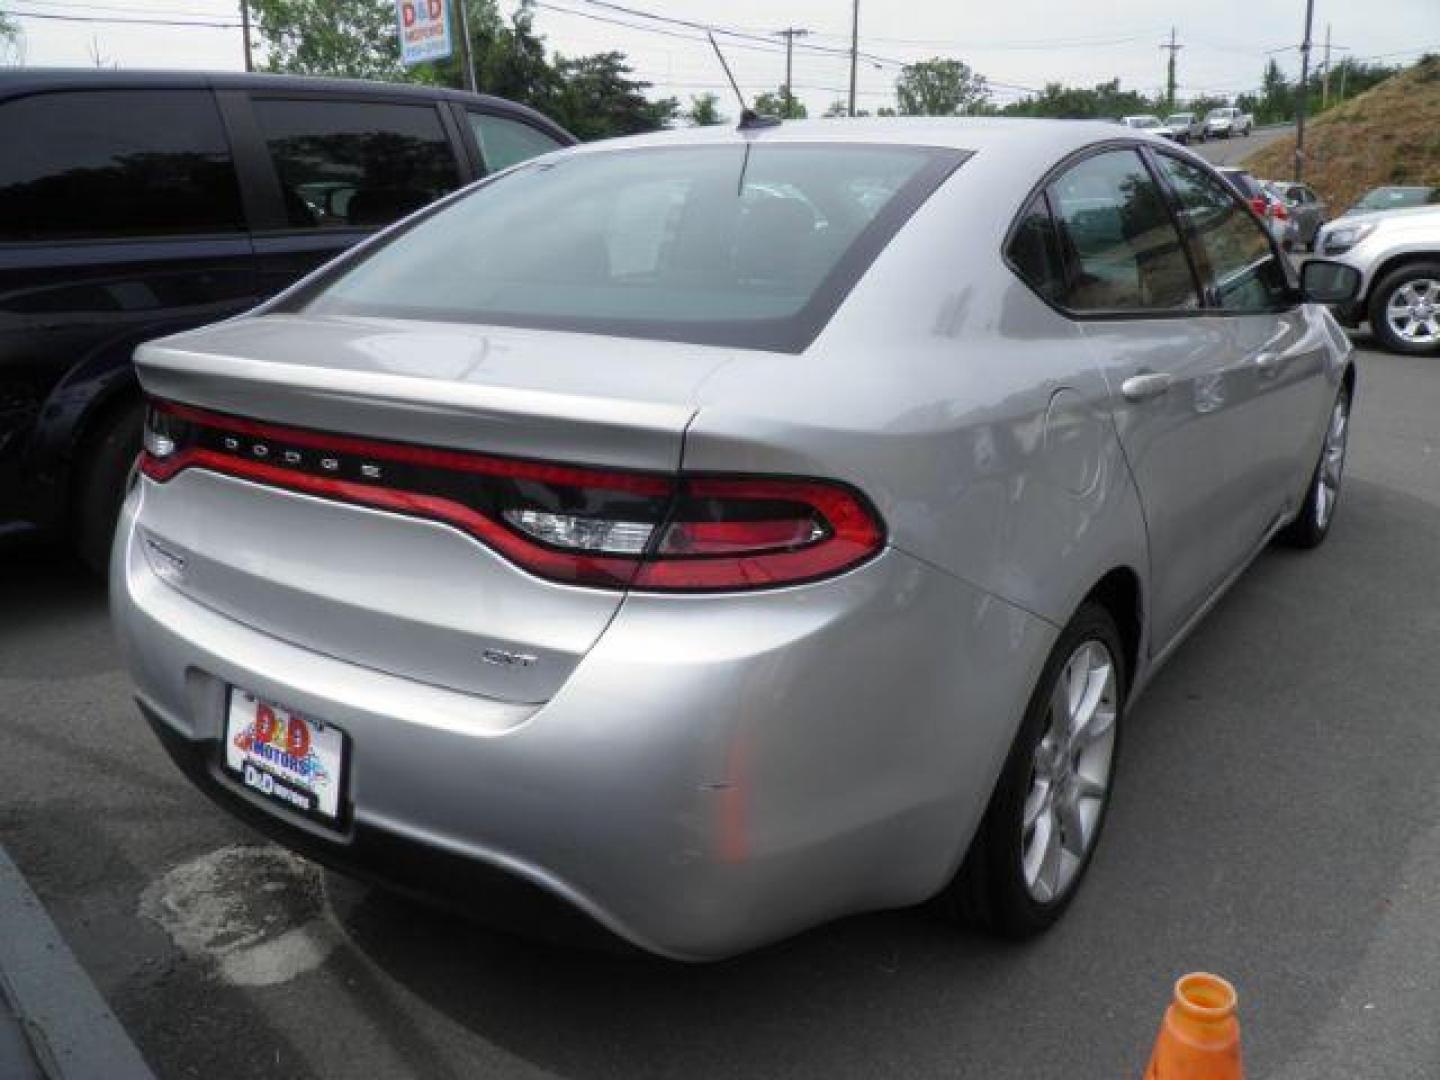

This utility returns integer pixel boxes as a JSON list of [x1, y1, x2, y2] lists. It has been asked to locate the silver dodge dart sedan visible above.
[[113, 119, 1361, 960]]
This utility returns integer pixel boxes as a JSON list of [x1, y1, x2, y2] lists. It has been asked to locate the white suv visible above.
[[1204, 107, 1253, 139], [1316, 205, 1440, 354]]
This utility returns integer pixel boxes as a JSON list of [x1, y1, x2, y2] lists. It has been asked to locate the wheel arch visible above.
[[1362, 250, 1440, 306], [1083, 566, 1143, 696]]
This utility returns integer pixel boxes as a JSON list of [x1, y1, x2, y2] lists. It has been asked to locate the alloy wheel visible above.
[[1315, 390, 1350, 530], [1021, 640, 1118, 904], [1386, 278, 1440, 345]]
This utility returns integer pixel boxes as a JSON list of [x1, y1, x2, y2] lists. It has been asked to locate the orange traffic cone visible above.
[[1144, 972, 1244, 1079]]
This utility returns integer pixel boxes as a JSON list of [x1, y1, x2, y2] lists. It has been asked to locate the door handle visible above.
[[1120, 372, 1172, 403], [1253, 351, 1283, 376]]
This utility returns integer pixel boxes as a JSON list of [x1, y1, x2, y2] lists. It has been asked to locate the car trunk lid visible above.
[[132, 313, 732, 704]]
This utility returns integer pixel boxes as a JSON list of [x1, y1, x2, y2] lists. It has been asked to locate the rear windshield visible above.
[[300, 142, 966, 353]]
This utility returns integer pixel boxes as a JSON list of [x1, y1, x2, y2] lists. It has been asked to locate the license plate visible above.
[[223, 690, 347, 825]]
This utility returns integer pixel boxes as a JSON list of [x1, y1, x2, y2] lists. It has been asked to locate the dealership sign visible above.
[[396, 0, 453, 67]]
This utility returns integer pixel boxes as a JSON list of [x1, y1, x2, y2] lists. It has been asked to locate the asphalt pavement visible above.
[[1191, 124, 1291, 167], [3, 336, 1439, 1079]]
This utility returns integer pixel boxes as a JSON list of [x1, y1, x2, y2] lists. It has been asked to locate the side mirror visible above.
[[1300, 259, 1362, 304]]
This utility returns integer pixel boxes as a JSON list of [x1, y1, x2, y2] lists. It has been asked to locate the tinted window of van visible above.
[[467, 112, 564, 172], [0, 90, 244, 242], [252, 98, 461, 230]]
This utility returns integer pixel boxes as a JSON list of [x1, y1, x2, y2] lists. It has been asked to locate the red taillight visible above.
[[140, 399, 884, 592], [1248, 196, 1267, 217], [636, 477, 883, 590]]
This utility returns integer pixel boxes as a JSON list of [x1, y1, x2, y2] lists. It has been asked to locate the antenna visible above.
[[707, 32, 781, 130]]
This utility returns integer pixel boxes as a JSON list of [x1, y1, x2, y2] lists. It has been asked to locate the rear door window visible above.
[[0, 89, 243, 241], [251, 98, 461, 230], [467, 112, 564, 172], [1046, 149, 1199, 312], [1155, 155, 1290, 312]]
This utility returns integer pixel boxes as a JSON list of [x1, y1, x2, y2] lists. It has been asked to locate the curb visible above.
[[0, 847, 156, 1080]]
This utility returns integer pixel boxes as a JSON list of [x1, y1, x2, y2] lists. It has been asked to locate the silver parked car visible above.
[[1204, 107, 1253, 139], [1164, 112, 1206, 144], [113, 119, 1360, 960]]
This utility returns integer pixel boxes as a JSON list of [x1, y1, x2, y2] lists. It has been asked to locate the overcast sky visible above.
[[7, 0, 1438, 117]]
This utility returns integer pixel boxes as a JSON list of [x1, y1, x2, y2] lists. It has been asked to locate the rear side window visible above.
[[1006, 194, 1065, 304], [252, 98, 460, 230], [0, 89, 243, 242], [468, 112, 564, 172], [301, 143, 966, 353], [1046, 149, 1198, 312], [1155, 155, 1289, 312]]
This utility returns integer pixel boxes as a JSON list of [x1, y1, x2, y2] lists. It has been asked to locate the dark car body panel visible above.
[[0, 69, 574, 533]]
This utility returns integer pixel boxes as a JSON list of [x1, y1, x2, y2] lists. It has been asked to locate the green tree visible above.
[[895, 58, 989, 116], [1257, 57, 1292, 123], [550, 52, 676, 139], [424, 0, 558, 108], [1185, 94, 1229, 119], [251, 0, 405, 80], [1001, 78, 1158, 119], [686, 92, 726, 126], [822, 99, 849, 118], [753, 87, 807, 119]]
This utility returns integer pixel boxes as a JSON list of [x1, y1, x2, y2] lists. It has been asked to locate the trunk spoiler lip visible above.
[[133, 340, 700, 473]]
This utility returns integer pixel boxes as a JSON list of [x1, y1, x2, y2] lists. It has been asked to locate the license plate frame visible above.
[[222, 689, 350, 829]]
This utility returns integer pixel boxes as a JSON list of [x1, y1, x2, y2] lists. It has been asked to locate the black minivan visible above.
[[0, 70, 574, 571]]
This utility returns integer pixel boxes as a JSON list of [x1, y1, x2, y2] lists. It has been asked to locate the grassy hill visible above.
[[1243, 55, 1440, 212]]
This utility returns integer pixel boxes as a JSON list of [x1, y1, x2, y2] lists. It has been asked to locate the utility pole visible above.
[[773, 27, 811, 119], [1320, 22, 1331, 108], [848, 0, 859, 117], [1294, 0, 1314, 182], [454, 0, 478, 93], [240, 0, 252, 72], [1160, 27, 1182, 114]]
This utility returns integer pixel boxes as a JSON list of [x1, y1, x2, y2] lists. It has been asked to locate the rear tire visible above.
[[941, 602, 1126, 938], [1368, 261, 1440, 356], [72, 398, 142, 577]]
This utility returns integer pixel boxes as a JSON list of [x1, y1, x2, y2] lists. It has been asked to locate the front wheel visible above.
[[942, 603, 1125, 938], [1278, 383, 1351, 549], [1368, 261, 1440, 356]]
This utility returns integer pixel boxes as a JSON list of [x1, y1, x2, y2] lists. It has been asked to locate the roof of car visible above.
[[569, 116, 1176, 158], [0, 68, 573, 140]]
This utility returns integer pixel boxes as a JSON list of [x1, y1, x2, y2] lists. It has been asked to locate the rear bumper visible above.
[[111, 490, 1055, 960]]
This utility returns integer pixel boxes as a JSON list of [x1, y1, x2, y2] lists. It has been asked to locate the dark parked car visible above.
[[1267, 181, 1329, 251], [0, 69, 574, 570], [1217, 167, 1296, 250]]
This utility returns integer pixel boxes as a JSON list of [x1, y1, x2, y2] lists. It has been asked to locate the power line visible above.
[[568, 0, 909, 68], [534, 2, 792, 57], [8, 8, 240, 27], [10, 0, 234, 14], [803, 26, 1168, 50]]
